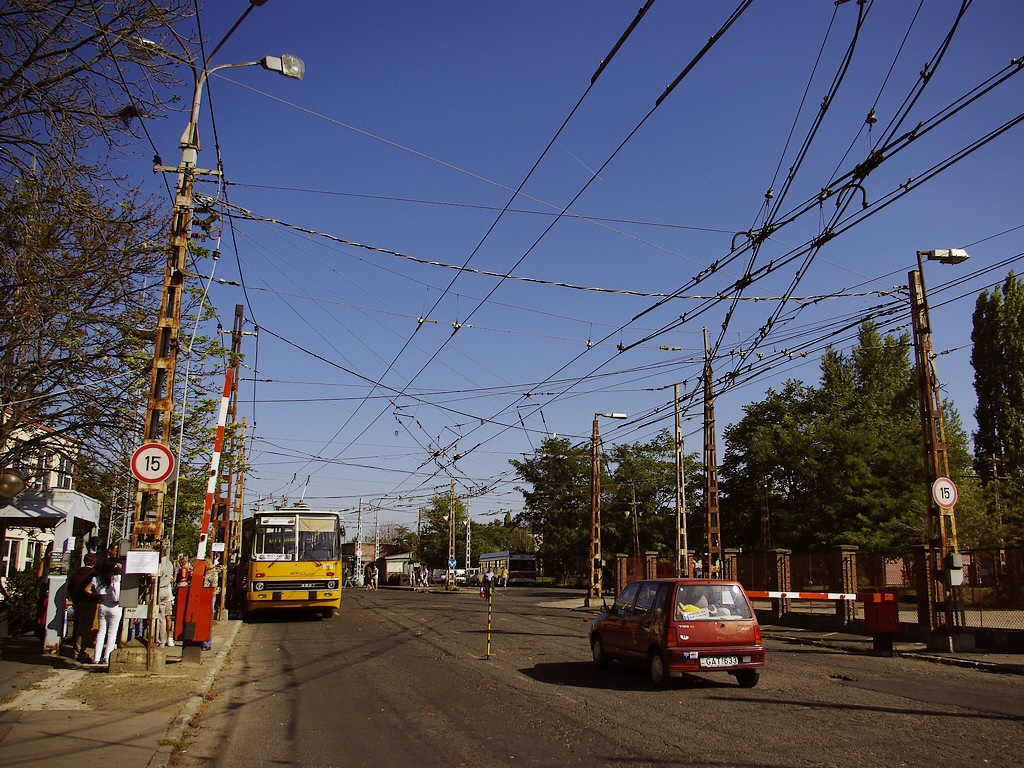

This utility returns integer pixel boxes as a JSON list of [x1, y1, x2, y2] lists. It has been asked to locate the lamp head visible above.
[[260, 53, 305, 80], [918, 248, 969, 265], [0, 467, 27, 503]]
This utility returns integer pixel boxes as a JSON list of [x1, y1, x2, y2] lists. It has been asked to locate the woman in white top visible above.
[[92, 558, 123, 665]]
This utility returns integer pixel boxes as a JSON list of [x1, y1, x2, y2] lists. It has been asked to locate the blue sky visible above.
[[122, 1, 1024, 532]]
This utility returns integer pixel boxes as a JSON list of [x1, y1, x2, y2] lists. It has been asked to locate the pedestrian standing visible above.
[[500, 566, 509, 588], [92, 558, 122, 665], [157, 544, 175, 647], [68, 553, 100, 662]]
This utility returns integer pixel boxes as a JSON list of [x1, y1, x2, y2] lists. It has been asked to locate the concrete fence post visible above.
[[723, 548, 740, 581], [767, 548, 792, 620], [614, 554, 628, 596], [831, 544, 858, 627], [644, 551, 658, 580]]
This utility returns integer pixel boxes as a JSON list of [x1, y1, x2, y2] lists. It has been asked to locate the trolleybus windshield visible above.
[[254, 519, 296, 561]]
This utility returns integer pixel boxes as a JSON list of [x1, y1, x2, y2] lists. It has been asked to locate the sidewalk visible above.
[[0, 618, 242, 768], [544, 595, 1024, 676], [758, 624, 1024, 676]]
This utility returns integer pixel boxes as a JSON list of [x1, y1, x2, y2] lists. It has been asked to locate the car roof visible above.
[[635, 578, 745, 587]]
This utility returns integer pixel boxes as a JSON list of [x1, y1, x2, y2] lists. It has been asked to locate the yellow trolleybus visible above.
[[241, 503, 343, 618]]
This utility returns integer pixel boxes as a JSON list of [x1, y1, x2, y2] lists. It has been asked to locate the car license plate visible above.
[[700, 655, 739, 668]]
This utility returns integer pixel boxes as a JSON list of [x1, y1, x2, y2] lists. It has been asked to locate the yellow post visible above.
[[486, 590, 493, 659]]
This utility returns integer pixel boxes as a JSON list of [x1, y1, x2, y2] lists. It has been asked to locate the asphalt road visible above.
[[171, 588, 1024, 768]]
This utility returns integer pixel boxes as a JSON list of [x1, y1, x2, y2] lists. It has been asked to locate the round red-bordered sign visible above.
[[131, 443, 175, 484], [932, 476, 958, 509]]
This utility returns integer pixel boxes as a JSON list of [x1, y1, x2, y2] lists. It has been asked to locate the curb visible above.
[[762, 629, 1024, 676], [148, 619, 243, 768]]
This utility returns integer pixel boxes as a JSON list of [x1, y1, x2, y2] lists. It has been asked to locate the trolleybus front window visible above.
[[254, 525, 296, 561], [298, 516, 339, 561]]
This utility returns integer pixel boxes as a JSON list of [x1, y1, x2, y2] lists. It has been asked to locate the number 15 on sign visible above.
[[932, 476, 958, 509], [131, 443, 175, 484]]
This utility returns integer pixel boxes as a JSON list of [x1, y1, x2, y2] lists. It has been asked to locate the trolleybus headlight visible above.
[[254, 582, 265, 591], [327, 580, 337, 589]]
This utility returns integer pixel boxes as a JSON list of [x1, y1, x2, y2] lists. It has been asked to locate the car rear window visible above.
[[673, 583, 752, 621]]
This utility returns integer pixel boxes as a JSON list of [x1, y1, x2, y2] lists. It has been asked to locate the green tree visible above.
[[416, 494, 468, 572], [971, 271, 1024, 545], [605, 430, 701, 561], [0, 172, 164, 472], [720, 321, 973, 552], [720, 381, 817, 551], [510, 436, 590, 583]]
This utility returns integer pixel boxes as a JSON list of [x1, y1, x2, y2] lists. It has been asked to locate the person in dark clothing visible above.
[[68, 553, 100, 662]]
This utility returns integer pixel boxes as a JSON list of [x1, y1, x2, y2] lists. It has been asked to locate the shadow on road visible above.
[[520, 660, 736, 692]]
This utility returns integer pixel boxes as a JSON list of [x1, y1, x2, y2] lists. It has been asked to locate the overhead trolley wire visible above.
[[251, 2, 664, 500]]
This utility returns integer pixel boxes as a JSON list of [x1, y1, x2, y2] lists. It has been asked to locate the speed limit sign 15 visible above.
[[932, 476, 958, 509], [131, 443, 175, 484]]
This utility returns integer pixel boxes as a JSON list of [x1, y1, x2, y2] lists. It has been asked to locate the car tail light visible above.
[[753, 623, 762, 644], [326, 570, 335, 576], [255, 572, 266, 578]]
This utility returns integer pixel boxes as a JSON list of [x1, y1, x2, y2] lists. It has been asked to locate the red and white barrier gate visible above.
[[746, 591, 857, 601]]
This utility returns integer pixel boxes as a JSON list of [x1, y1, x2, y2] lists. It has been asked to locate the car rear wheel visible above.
[[592, 636, 608, 669], [735, 669, 759, 688], [649, 649, 670, 689]]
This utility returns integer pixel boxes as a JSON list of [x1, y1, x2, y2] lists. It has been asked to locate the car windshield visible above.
[[673, 583, 752, 621]]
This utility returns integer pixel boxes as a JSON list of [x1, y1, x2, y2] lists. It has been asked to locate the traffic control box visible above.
[[174, 584, 214, 643], [860, 591, 899, 652]]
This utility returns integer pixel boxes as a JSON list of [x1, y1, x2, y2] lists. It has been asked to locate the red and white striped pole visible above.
[[179, 368, 233, 643]]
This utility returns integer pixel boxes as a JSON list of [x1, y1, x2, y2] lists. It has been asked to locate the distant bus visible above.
[[479, 551, 538, 585], [240, 504, 343, 618]]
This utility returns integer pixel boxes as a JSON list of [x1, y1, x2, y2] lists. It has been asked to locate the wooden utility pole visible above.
[[229, 417, 247, 564], [588, 416, 602, 605], [674, 384, 688, 577], [703, 328, 722, 577], [630, 482, 639, 557], [130, 128, 201, 548], [909, 258, 966, 641], [447, 480, 457, 591], [759, 476, 771, 551]]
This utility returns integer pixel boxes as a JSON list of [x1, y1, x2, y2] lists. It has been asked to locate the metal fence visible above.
[[639, 547, 1024, 632], [858, 547, 1024, 631]]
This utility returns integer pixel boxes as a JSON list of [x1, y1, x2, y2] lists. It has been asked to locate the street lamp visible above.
[[587, 412, 627, 607], [909, 248, 973, 652], [127, 42, 304, 666], [0, 468, 27, 503], [131, 47, 305, 550], [0, 468, 27, 593]]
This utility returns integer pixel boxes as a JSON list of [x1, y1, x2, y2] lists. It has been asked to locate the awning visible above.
[[0, 489, 100, 530]]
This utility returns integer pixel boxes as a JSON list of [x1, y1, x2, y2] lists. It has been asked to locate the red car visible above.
[[590, 578, 765, 688]]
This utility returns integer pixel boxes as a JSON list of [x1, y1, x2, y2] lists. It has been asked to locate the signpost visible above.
[[130, 443, 175, 485], [932, 476, 958, 509]]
